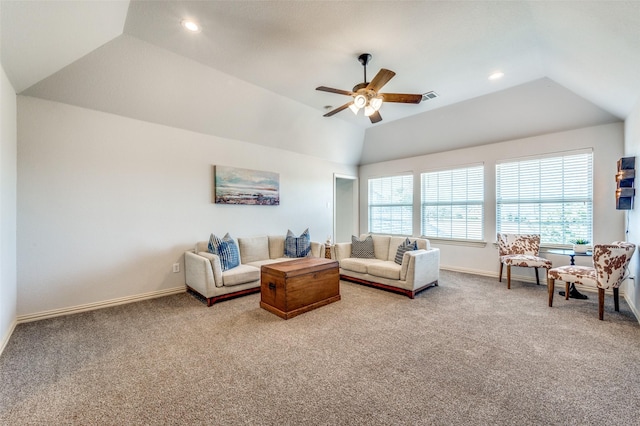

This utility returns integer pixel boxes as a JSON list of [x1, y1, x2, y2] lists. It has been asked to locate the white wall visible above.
[[359, 123, 625, 281], [17, 96, 356, 318], [624, 98, 640, 320], [0, 63, 18, 352]]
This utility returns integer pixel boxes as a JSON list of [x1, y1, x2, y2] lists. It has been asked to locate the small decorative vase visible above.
[[573, 244, 588, 253]]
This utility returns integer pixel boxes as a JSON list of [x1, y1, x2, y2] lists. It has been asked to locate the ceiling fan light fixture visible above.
[[316, 53, 422, 123], [370, 96, 383, 111], [364, 105, 375, 117], [353, 94, 367, 109]]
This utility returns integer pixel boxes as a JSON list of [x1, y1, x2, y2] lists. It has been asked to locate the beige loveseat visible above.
[[334, 235, 440, 298], [185, 235, 325, 306]]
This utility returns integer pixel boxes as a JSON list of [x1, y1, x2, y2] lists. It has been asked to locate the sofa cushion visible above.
[[195, 241, 209, 253], [237, 236, 270, 264], [340, 258, 383, 274], [388, 236, 408, 261], [369, 235, 392, 260], [395, 238, 418, 265], [222, 264, 260, 287], [246, 257, 295, 269], [415, 238, 429, 250], [268, 235, 285, 259], [351, 235, 375, 258], [285, 228, 311, 258], [368, 261, 401, 280], [208, 233, 240, 271]]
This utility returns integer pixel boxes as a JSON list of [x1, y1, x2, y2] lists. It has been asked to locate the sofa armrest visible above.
[[403, 248, 440, 287], [185, 251, 223, 297], [334, 242, 352, 261]]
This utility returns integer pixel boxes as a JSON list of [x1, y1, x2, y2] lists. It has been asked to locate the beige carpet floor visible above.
[[1, 270, 640, 425]]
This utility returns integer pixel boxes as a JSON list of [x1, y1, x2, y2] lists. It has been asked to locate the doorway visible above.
[[333, 174, 358, 243]]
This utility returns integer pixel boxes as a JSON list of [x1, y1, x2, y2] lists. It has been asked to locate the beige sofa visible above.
[[334, 235, 440, 298], [185, 235, 325, 306]]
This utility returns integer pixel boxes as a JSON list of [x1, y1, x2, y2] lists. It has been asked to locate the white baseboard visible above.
[[0, 318, 18, 357], [17, 286, 186, 324], [624, 293, 640, 325], [441, 265, 540, 284]]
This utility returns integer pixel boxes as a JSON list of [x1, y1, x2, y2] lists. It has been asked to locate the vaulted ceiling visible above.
[[2, 1, 638, 164]]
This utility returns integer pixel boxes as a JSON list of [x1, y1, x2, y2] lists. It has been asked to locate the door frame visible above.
[[333, 173, 358, 244]]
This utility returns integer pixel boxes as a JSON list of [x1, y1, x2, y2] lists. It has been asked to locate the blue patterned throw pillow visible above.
[[395, 238, 418, 265], [284, 228, 311, 258], [351, 235, 375, 259], [208, 233, 240, 271]]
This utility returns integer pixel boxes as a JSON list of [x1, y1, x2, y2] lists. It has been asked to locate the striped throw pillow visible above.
[[284, 228, 311, 258], [395, 238, 418, 265], [208, 233, 240, 271]]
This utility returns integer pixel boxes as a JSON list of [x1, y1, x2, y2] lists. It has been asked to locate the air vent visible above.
[[422, 91, 439, 101]]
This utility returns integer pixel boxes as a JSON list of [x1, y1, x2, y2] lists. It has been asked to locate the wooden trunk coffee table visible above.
[[260, 257, 340, 319]]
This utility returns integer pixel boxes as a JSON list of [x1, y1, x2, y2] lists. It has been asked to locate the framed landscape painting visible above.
[[214, 166, 280, 205]]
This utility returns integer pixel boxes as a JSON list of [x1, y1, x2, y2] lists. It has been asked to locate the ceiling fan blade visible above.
[[323, 102, 352, 117], [367, 69, 396, 92], [380, 93, 423, 104], [316, 86, 354, 96], [369, 110, 382, 124]]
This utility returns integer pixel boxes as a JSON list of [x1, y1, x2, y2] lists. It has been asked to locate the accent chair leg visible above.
[[499, 263, 503, 282], [614, 287, 620, 312], [507, 265, 511, 289], [535, 267, 540, 285], [565, 282, 570, 300], [548, 278, 555, 307], [598, 288, 605, 320]]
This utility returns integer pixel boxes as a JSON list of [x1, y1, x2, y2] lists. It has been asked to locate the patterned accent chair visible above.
[[497, 233, 552, 289], [547, 242, 636, 320]]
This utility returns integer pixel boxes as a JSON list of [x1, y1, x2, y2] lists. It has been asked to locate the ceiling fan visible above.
[[316, 53, 423, 124]]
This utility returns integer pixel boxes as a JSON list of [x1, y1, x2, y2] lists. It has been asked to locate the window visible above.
[[421, 165, 484, 241], [496, 150, 593, 246], [368, 174, 413, 235]]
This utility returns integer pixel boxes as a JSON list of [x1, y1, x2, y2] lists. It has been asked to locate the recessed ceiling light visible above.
[[489, 71, 504, 81], [181, 19, 200, 33]]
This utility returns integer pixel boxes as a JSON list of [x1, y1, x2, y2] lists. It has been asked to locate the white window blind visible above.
[[420, 165, 484, 240], [368, 174, 413, 235], [496, 151, 593, 245]]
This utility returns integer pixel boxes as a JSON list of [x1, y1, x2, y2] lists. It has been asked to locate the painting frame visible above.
[[214, 165, 280, 205]]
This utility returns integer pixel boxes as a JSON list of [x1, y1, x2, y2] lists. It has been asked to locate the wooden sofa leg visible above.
[[614, 287, 620, 312], [548, 278, 554, 307], [598, 288, 605, 320]]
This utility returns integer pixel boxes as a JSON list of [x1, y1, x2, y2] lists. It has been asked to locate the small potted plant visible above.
[[572, 239, 590, 253]]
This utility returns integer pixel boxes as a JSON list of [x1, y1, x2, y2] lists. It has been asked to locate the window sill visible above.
[[491, 244, 580, 255], [422, 237, 487, 248]]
